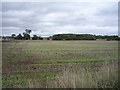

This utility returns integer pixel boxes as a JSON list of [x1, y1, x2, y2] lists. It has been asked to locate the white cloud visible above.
[[41, 12, 69, 22], [2, 10, 35, 18], [1, 0, 119, 2]]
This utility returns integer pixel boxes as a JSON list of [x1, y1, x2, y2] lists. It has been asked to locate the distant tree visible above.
[[22, 29, 32, 40], [16, 34, 23, 40], [23, 32, 30, 40], [32, 35, 39, 40], [11, 34, 16, 37], [39, 36, 43, 40], [52, 34, 96, 40], [25, 29, 32, 35]]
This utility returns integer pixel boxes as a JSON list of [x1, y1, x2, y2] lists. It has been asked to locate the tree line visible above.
[[11, 29, 43, 40], [52, 34, 120, 41], [2, 29, 120, 41]]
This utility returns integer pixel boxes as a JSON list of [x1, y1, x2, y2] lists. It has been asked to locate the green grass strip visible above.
[[36, 56, 117, 63]]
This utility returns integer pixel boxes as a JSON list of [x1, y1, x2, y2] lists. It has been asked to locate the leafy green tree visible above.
[[39, 36, 43, 40], [11, 34, 16, 37], [16, 34, 23, 40], [25, 29, 32, 35], [32, 35, 39, 40], [23, 32, 30, 40], [22, 29, 32, 40], [52, 34, 96, 40], [32, 35, 43, 40]]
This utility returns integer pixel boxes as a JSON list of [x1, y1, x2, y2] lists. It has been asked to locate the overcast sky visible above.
[[2, 2, 118, 36]]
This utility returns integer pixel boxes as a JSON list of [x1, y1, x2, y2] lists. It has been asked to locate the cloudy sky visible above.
[[2, 2, 118, 36]]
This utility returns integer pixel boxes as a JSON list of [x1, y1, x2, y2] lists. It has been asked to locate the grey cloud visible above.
[[2, 2, 118, 36]]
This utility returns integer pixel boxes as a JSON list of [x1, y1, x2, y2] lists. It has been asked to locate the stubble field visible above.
[[2, 40, 118, 88]]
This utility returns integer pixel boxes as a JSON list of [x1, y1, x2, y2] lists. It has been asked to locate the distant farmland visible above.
[[2, 40, 118, 88]]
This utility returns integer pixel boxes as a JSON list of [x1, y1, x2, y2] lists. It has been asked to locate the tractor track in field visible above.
[[3, 60, 118, 73]]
